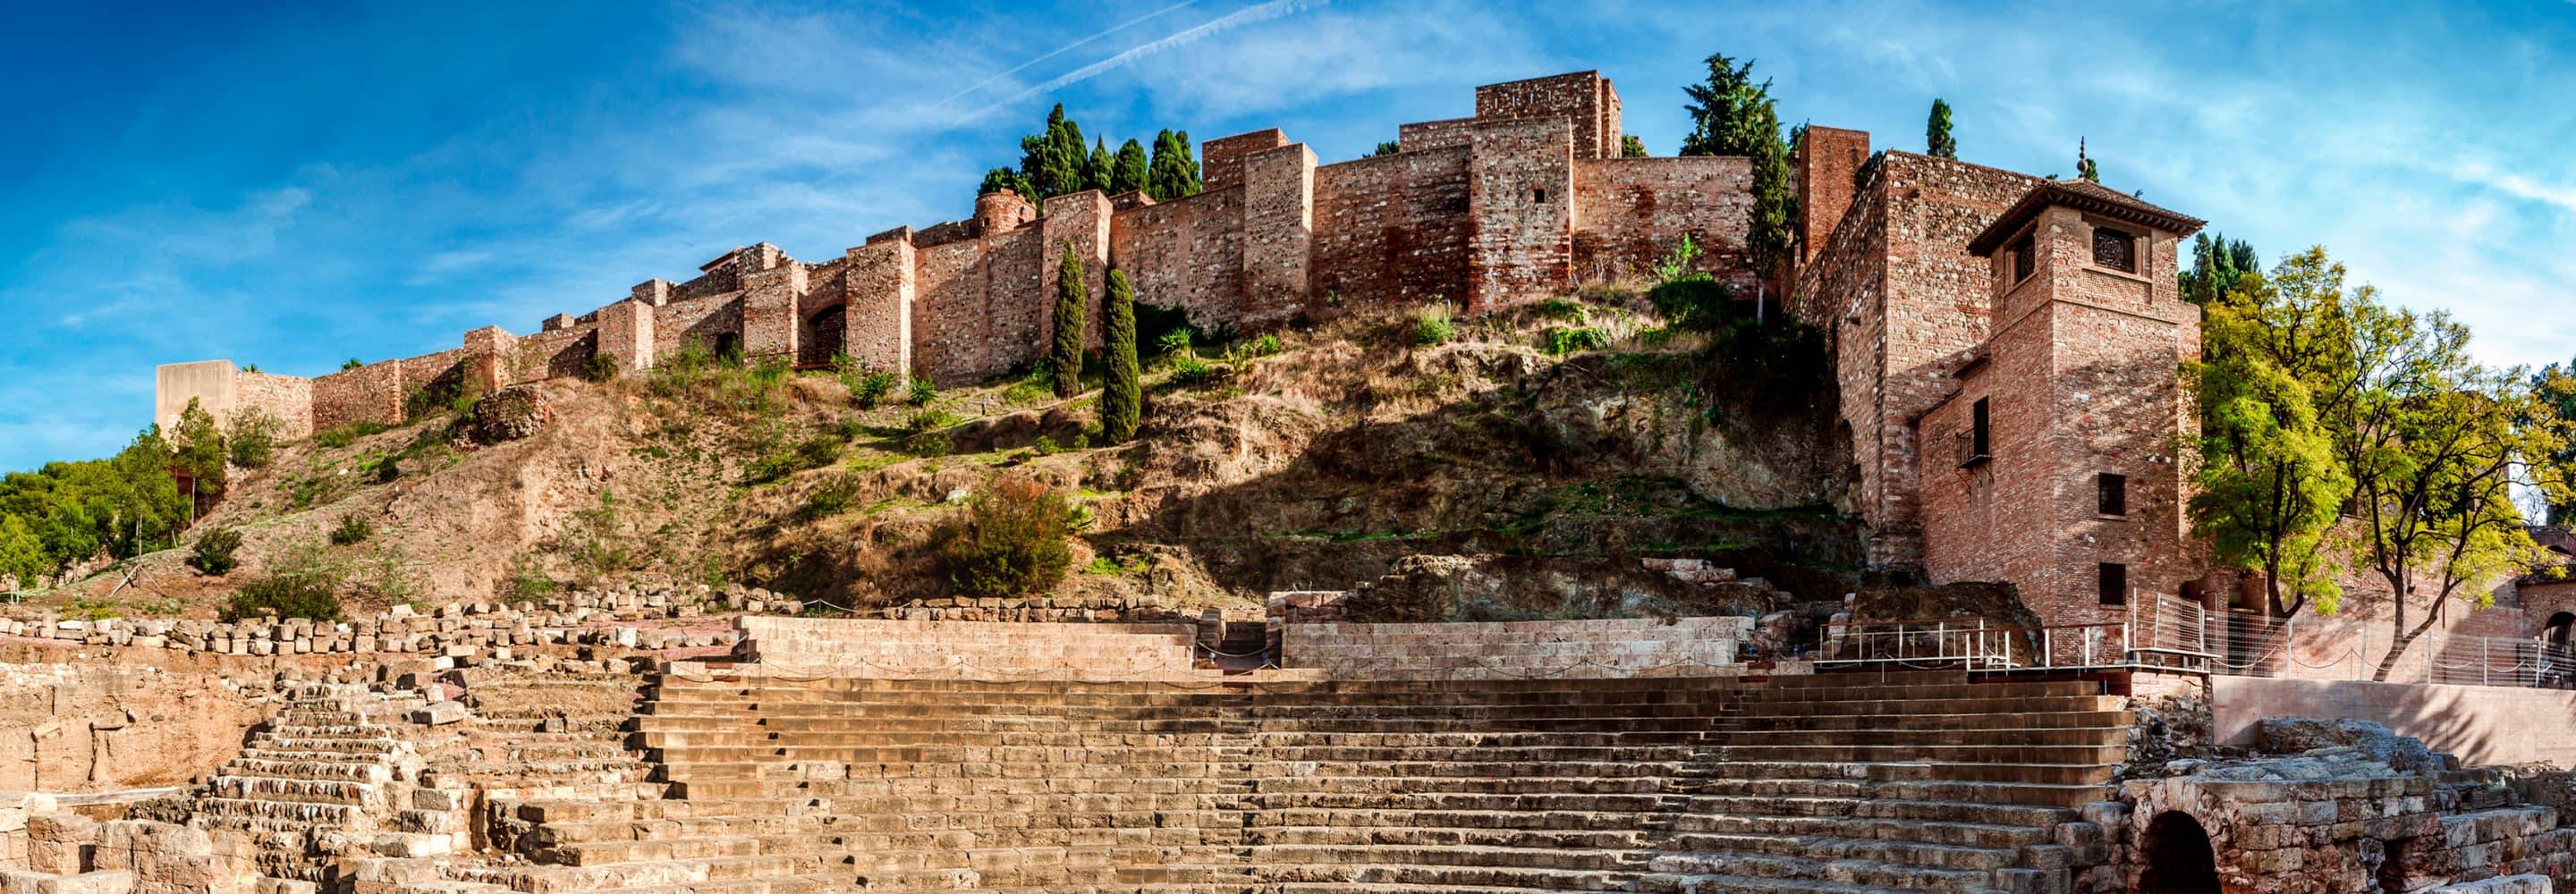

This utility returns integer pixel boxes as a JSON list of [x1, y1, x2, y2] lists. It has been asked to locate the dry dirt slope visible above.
[[68, 293, 1865, 621]]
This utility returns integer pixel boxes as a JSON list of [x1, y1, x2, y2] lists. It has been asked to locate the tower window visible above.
[[2097, 473, 2128, 516], [2098, 562, 2129, 605], [1532, 187, 1548, 204], [2092, 226, 2137, 273], [2011, 233, 2035, 283]]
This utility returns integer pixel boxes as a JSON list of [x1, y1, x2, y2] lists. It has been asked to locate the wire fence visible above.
[[1824, 597, 2576, 691]]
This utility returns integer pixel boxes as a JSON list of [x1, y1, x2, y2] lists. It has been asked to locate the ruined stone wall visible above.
[[1570, 156, 1754, 290], [0, 662, 268, 792], [1309, 148, 1472, 311], [1464, 117, 1573, 313], [1239, 144, 1317, 328], [1788, 164, 1891, 527], [651, 291, 741, 358], [231, 370, 314, 441], [504, 325, 597, 386], [1395, 117, 1480, 154], [840, 232, 914, 375], [309, 358, 408, 432]]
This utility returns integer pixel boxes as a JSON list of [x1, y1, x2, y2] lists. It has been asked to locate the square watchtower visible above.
[[1919, 181, 2206, 628]]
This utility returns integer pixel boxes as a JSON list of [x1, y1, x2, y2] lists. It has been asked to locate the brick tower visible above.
[[1917, 181, 2205, 628]]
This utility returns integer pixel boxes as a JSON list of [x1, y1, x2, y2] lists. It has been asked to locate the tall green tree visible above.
[[1013, 105, 1091, 199], [1083, 138, 1113, 193], [1925, 98, 1956, 158], [1110, 139, 1150, 195], [1147, 129, 1200, 201], [1099, 269, 1142, 443], [2531, 362, 2576, 524], [2335, 298, 2565, 680], [1679, 53, 1797, 277], [2180, 232, 2261, 306], [0, 425, 191, 578], [1619, 135, 1648, 158], [1050, 245, 1088, 398], [979, 166, 1037, 200], [0, 514, 46, 591], [172, 399, 227, 496], [2187, 254, 2357, 619]]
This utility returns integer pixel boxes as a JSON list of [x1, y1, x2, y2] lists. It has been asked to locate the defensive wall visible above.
[[157, 71, 1761, 436]]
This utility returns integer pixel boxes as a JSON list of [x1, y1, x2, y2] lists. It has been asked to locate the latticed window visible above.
[[2092, 226, 2136, 273], [2011, 234, 2035, 283], [2097, 473, 2127, 516]]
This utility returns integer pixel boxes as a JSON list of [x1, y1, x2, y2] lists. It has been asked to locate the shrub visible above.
[[1245, 333, 1283, 357], [225, 408, 284, 469], [853, 372, 900, 409], [1411, 308, 1455, 347], [1647, 277, 1733, 333], [905, 375, 937, 407], [905, 430, 953, 458], [1169, 353, 1215, 385], [802, 475, 863, 520], [342, 358, 366, 371], [504, 554, 559, 601], [1545, 326, 1612, 356], [935, 474, 1079, 596], [1532, 299, 1589, 323], [584, 351, 622, 383], [191, 527, 243, 576], [314, 420, 390, 449], [329, 514, 374, 546], [1155, 329, 1194, 360], [745, 434, 843, 485], [220, 540, 346, 622]]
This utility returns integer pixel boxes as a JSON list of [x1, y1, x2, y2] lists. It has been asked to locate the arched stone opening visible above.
[[2544, 611, 2573, 646], [2139, 811, 2220, 894], [800, 304, 848, 370]]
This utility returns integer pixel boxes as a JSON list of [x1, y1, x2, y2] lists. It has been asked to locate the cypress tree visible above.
[[1050, 245, 1087, 398], [1147, 129, 1201, 200], [1680, 53, 1797, 276], [1100, 269, 1141, 443], [1110, 139, 1150, 195], [1084, 138, 1113, 193], [1926, 98, 1956, 158]]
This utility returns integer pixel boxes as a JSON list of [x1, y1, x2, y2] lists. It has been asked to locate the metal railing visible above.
[[1821, 597, 2576, 690]]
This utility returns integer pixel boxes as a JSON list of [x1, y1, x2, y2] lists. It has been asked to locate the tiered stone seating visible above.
[[1282, 617, 1754, 679], [1636, 670, 2130, 894], [184, 683, 427, 881], [735, 617, 1208, 679]]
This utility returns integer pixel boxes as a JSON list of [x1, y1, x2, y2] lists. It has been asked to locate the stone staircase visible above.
[[427, 668, 2127, 893], [184, 682, 430, 881]]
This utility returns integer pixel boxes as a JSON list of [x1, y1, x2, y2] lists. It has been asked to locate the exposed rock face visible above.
[[2259, 716, 2440, 775], [465, 386, 551, 444], [1334, 553, 1799, 628]]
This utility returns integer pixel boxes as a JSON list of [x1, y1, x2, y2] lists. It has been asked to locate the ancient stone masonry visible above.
[[158, 70, 1761, 429]]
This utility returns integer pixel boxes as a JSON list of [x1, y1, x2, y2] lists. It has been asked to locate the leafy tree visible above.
[[979, 165, 1037, 200], [0, 514, 45, 590], [2335, 298, 2565, 680], [1147, 129, 1200, 201], [225, 407, 283, 468], [2181, 232, 2262, 307], [2532, 361, 2576, 524], [1619, 135, 1648, 158], [1926, 98, 1956, 158], [1015, 104, 1091, 199], [1679, 53, 1797, 277], [2187, 255, 2355, 618], [1100, 269, 1142, 443], [1050, 245, 1088, 398], [190, 527, 242, 576], [1110, 139, 1150, 194], [936, 473, 1080, 596], [172, 399, 227, 496]]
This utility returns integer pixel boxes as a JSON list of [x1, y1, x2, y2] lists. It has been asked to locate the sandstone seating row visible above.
[[1280, 616, 1754, 679]]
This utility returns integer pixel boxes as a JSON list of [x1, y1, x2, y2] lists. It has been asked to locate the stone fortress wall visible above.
[[156, 71, 1760, 440]]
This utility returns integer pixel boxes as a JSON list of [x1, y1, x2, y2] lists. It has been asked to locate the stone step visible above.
[[1641, 851, 2002, 894], [206, 774, 380, 805], [217, 757, 394, 783]]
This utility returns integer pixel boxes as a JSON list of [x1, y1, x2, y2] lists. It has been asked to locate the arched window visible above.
[[2140, 811, 2219, 894]]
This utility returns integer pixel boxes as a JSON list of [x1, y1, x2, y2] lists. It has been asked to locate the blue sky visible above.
[[4, 1, 2572, 472]]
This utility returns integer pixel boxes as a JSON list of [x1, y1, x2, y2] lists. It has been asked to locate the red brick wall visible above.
[[1476, 71, 1611, 159], [1202, 129, 1287, 193], [1239, 143, 1317, 328], [1310, 148, 1472, 312], [1570, 156, 1754, 290], [1796, 127, 1870, 266], [1465, 117, 1572, 313], [1108, 186, 1244, 330]]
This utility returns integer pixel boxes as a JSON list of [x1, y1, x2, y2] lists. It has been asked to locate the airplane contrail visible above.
[[959, 0, 1326, 124], [938, 0, 1203, 108]]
